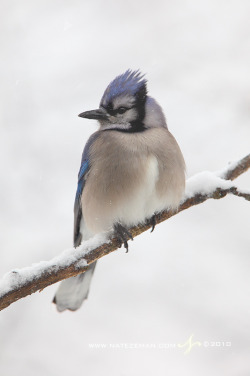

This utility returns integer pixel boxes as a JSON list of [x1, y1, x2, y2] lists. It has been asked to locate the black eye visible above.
[[117, 107, 127, 114]]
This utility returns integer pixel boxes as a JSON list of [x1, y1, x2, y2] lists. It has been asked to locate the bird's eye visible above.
[[117, 107, 127, 114]]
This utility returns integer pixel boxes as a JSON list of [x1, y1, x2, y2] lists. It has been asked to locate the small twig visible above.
[[220, 154, 250, 181]]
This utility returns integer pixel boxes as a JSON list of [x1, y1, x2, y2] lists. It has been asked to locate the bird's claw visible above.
[[114, 223, 133, 252], [149, 214, 157, 232]]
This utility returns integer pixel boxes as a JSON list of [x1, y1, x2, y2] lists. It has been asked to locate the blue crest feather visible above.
[[100, 69, 147, 107]]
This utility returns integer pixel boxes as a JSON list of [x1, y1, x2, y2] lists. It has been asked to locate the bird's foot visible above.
[[114, 223, 133, 253], [148, 214, 157, 233]]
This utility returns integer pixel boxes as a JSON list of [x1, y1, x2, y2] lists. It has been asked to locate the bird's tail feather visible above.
[[53, 262, 97, 312]]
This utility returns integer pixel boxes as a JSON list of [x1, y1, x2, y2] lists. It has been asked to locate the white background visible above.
[[0, 1, 249, 374]]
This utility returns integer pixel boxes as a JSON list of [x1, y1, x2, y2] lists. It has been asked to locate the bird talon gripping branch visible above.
[[114, 222, 133, 252]]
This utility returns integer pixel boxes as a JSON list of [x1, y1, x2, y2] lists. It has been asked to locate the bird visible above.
[[53, 69, 185, 312]]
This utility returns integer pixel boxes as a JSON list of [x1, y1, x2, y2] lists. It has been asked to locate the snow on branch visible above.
[[0, 154, 249, 311]]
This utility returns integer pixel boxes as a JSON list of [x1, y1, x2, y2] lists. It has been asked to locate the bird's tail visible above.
[[53, 262, 97, 312]]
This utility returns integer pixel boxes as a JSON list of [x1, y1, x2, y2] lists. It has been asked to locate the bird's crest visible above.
[[100, 70, 147, 107]]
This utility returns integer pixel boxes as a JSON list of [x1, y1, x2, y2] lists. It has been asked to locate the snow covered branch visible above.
[[0, 154, 249, 311]]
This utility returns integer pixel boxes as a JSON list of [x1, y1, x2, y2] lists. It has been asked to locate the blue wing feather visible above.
[[73, 131, 100, 246], [75, 159, 89, 200]]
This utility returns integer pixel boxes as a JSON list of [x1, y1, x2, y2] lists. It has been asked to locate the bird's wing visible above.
[[73, 131, 100, 247]]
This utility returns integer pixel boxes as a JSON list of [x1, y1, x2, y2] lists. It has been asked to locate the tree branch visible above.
[[0, 154, 249, 311]]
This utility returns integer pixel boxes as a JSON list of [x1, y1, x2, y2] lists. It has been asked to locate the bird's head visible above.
[[79, 70, 167, 132]]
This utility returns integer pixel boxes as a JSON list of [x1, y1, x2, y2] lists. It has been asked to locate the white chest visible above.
[[115, 155, 161, 226]]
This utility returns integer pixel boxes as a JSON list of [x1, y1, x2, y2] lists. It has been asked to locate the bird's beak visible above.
[[78, 108, 108, 120]]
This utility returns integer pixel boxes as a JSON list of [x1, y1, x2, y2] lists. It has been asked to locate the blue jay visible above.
[[53, 70, 185, 312]]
